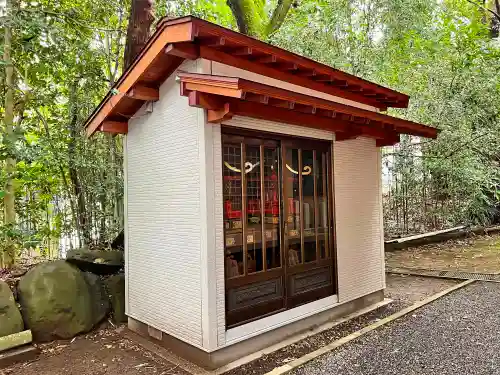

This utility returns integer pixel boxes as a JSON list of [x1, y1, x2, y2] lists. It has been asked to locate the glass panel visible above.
[[317, 151, 329, 259], [302, 150, 316, 263], [223, 143, 243, 278], [245, 145, 263, 274], [285, 148, 302, 266], [263, 147, 281, 269]]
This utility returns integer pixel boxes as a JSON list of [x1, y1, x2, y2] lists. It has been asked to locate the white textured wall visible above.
[[125, 57, 384, 350], [334, 137, 385, 302], [126, 60, 206, 348]]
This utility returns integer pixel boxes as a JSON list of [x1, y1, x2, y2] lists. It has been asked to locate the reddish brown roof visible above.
[[178, 72, 437, 143], [84, 16, 435, 143]]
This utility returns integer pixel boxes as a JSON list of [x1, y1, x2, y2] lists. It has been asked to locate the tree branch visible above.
[[265, 0, 294, 37], [226, 0, 265, 37], [465, 0, 500, 21], [20, 8, 126, 32]]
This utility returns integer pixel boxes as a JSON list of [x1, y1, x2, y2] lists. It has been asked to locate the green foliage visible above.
[[1, 0, 128, 258], [266, 0, 500, 235]]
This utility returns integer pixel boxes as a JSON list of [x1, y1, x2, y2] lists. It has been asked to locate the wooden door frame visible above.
[[280, 139, 336, 309], [221, 126, 337, 327]]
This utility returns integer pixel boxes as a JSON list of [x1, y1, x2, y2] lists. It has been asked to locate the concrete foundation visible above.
[[128, 290, 384, 370]]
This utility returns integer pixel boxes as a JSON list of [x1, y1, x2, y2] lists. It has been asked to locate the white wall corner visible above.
[[200, 114, 220, 351], [334, 137, 385, 303], [124, 135, 129, 316], [192, 58, 219, 351], [378, 149, 386, 288], [126, 58, 205, 347]]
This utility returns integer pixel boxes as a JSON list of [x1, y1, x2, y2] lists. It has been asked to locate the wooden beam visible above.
[[178, 72, 437, 138], [332, 80, 349, 87], [183, 82, 243, 98], [297, 69, 316, 77], [281, 62, 298, 71], [347, 85, 363, 92], [128, 85, 159, 101], [313, 75, 333, 83], [185, 90, 391, 139], [207, 103, 233, 123], [206, 36, 226, 47], [268, 97, 295, 109], [188, 91, 225, 110], [232, 46, 253, 56], [256, 55, 277, 64], [335, 129, 363, 141], [376, 134, 400, 147], [99, 121, 128, 134], [165, 42, 199, 60], [226, 99, 351, 134]]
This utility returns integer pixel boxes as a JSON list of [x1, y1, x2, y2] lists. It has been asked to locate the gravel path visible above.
[[293, 281, 500, 375]]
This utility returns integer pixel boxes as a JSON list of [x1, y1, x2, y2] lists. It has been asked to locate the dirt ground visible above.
[[385, 233, 500, 273], [2, 324, 189, 375], [1, 275, 459, 375], [385, 273, 460, 304], [3, 232, 488, 375]]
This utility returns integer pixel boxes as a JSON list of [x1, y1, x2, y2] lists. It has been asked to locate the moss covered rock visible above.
[[82, 272, 110, 324], [66, 248, 123, 275], [17, 260, 95, 341], [0, 280, 23, 337], [104, 273, 126, 323]]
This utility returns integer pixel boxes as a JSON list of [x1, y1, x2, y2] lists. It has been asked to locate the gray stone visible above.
[[17, 260, 95, 341], [292, 281, 500, 375], [104, 274, 126, 323], [82, 272, 110, 325], [0, 280, 23, 337], [66, 248, 123, 275]]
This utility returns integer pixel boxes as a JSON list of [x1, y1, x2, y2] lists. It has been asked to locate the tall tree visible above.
[[124, 0, 155, 68], [2, 0, 17, 268]]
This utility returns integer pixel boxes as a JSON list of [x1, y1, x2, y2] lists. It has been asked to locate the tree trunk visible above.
[[123, 0, 155, 69], [227, 0, 265, 37], [265, 0, 294, 37], [2, 0, 16, 268], [67, 81, 90, 247], [491, 0, 500, 38], [227, 0, 294, 38]]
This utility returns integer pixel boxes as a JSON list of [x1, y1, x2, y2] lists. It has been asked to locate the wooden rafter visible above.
[[177, 72, 438, 139], [181, 90, 393, 140], [199, 47, 387, 111], [335, 128, 363, 141], [376, 134, 400, 147], [207, 103, 233, 123], [165, 42, 199, 60], [99, 121, 128, 134], [128, 85, 159, 101]]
